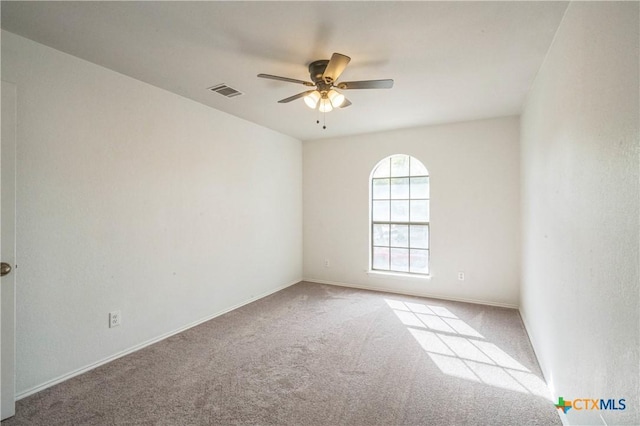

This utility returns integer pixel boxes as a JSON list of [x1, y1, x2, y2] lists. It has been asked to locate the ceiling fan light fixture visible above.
[[258, 52, 394, 122], [304, 91, 321, 109], [327, 89, 345, 108], [318, 96, 333, 112]]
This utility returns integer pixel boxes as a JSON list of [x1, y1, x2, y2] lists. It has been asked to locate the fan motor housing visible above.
[[308, 60, 329, 84]]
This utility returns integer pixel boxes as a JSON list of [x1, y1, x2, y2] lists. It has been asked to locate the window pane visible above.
[[373, 224, 390, 246], [391, 178, 409, 199], [373, 200, 390, 221], [410, 176, 429, 199], [372, 178, 390, 199], [390, 248, 409, 272], [410, 157, 428, 176], [410, 249, 429, 274], [373, 158, 391, 178], [391, 200, 409, 222], [391, 155, 410, 177], [410, 200, 429, 222], [410, 225, 429, 249], [371, 155, 430, 277], [373, 247, 390, 270], [390, 224, 409, 248]]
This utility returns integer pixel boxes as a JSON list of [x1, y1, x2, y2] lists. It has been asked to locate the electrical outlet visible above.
[[458, 272, 465, 281], [324, 259, 330, 268], [109, 311, 121, 328]]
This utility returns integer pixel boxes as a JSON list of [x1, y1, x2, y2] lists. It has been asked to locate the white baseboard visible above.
[[303, 277, 519, 309], [16, 279, 301, 400], [518, 308, 566, 425]]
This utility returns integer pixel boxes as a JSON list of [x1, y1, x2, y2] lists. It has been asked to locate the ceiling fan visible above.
[[257, 52, 393, 114]]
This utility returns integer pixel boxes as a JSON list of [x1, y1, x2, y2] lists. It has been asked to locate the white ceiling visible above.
[[1, 1, 568, 141]]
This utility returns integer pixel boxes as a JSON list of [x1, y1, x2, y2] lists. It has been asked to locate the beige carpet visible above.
[[2, 281, 561, 425]]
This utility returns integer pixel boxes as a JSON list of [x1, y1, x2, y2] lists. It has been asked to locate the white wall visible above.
[[520, 3, 639, 425], [1, 31, 303, 396], [303, 116, 520, 307]]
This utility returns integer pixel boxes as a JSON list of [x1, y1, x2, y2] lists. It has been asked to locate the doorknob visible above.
[[1, 262, 11, 277]]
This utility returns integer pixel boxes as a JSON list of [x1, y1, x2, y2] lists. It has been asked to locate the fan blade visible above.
[[278, 90, 315, 103], [322, 53, 351, 84], [340, 98, 352, 108], [337, 79, 394, 90], [258, 74, 314, 86]]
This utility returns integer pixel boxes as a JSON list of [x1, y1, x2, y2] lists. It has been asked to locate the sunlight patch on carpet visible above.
[[385, 298, 553, 400]]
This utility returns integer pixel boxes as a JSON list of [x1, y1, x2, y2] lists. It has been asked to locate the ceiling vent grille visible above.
[[208, 84, 243, 98]]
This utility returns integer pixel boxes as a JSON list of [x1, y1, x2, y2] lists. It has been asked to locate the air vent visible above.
[[208, 84, 243, 98]]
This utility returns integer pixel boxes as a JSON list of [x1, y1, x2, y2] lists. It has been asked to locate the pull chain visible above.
[[315, 109, 327, 129], [314, 106, 327, 130]]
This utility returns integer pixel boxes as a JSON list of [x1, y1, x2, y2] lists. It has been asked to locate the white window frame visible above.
[[369, 154, 430, 276]]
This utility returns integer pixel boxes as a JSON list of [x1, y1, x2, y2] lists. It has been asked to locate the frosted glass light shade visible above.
[[327, 89, 345, 107], [304, 91, 321, 109], [318, 97, 333, 112]]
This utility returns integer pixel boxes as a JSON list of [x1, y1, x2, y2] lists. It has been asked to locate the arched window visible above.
[[371, 154, 430, 275]]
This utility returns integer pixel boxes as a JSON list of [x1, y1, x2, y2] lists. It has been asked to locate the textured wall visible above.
[[2, 31, 303, 395], [520, 3, 639, 425], [303, 116, 521, 307]]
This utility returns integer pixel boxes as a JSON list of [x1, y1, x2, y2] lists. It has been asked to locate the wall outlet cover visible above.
[[109, 311, 121, 328]]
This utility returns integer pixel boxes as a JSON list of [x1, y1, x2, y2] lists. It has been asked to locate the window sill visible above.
[[366, 270, 432, 281]]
